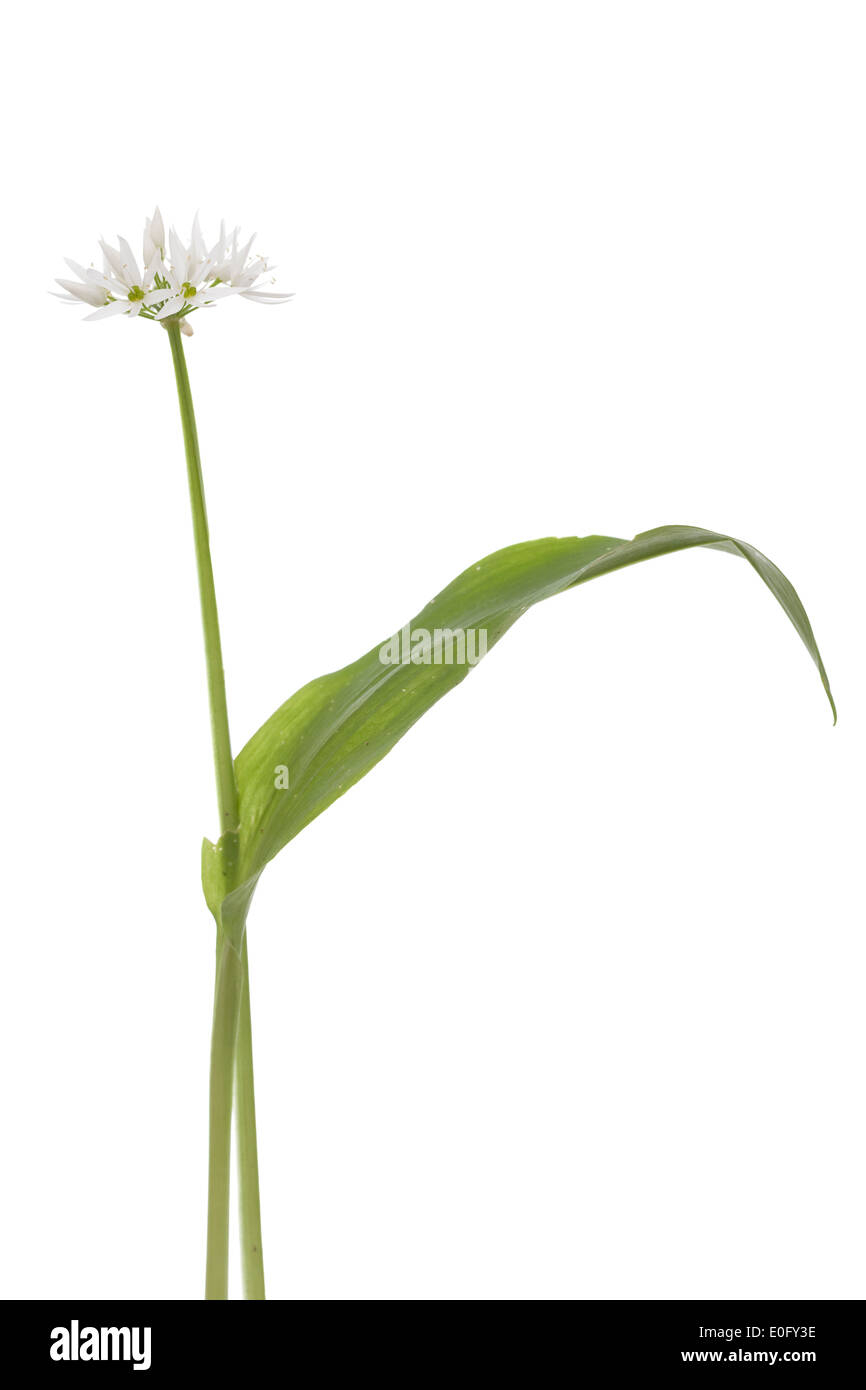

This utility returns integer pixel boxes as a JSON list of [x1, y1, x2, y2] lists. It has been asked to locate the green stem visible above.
[[205, 934, 242, 1299], [166, 321, 238, 835], [236, 938, 266, 1298], [166, 320, 266, 1301]]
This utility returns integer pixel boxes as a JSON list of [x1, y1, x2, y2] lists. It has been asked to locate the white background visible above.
[[1, 1, 863, 1300]]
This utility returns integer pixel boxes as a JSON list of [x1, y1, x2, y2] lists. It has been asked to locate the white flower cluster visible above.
[[55, 208, 292, 329]]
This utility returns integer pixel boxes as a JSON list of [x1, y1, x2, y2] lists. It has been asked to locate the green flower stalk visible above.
[[165, 320, 263, 1300], [57, 208, 835, 1302]]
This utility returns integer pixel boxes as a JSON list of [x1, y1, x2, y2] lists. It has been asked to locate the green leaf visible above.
[[203, 525, 834, 925]]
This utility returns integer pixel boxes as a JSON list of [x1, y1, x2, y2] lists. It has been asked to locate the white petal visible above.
[[117, 236, 142, 287], [150, 206, 165, 250], [201, 285, 244, 300], [154, 295, 185, 319], [99, 239, 129, 285], [84, 300, 133, 321], [208, 219, 227, 264], [191, 212, 206, 262], [64, 258, 92, 281], [142, 249, 162, 288], [68, 260, 114, 290], [169, 227, 188, 277], [56, 277, 109, 307], [231, 232, 257, 278], [143, 211, 159, 265], [240, 289, 295, 303], [155, 258, 182, 294]]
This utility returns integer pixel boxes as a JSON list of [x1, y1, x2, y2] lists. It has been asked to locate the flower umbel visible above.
[[54, 208, 292, 331]]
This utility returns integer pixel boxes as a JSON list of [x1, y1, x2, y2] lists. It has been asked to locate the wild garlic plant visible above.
[[57, 210, 835, 1300]]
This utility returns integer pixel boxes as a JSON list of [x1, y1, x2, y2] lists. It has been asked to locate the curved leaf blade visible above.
[[213, 525, 833, 914]]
